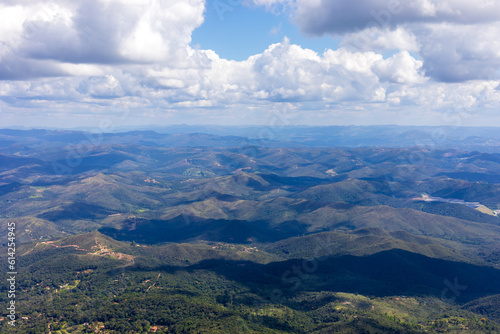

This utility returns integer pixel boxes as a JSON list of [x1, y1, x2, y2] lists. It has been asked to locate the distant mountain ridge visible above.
[[3, 125, 500, 152]]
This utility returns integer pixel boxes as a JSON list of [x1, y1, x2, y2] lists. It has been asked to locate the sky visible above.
[[1, 0, 500, 130]]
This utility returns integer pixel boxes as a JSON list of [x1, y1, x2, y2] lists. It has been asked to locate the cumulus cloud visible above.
[[267, 0, 500, 83], [292, 0, 500, 36], [2, 36, 431, 110], [0, 0, 205, 79], [78, 75, 125, 98], [1, 0, 500, 127], [417, 23, 500, 82], [386, 80, 500, 113], [341, 27, 419, 52], [160, 40, 393, 105], [373, 51, 427, 84]]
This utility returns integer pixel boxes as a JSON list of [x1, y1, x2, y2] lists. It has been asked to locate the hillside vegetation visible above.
[[1, 129, 500, 333]]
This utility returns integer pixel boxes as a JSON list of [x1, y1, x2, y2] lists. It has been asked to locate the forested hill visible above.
[[1, 128, 500, 333]]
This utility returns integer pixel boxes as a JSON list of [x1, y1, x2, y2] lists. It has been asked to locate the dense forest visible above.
[[1, 129, 500, 333]]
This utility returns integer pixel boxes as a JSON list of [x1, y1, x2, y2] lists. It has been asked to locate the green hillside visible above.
[[2, 130, 500, 332], [2, 232, 500, 333]]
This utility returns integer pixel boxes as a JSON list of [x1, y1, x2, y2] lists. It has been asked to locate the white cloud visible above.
[[273, 0, 500, 82], [373, 51, 427, 84], [292, 0, 500, 35], [1, 0, 500, 127], [341, 27, 419, 52], [386, 80, 500, 113], [78, 75, 125, 98], [0, 0, 205, 79], [417, 23, 500, 82]]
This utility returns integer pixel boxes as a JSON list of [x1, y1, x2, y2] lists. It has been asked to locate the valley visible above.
[[1, 128, 500, 333]]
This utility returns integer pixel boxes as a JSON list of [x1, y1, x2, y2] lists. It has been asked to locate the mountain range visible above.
[[1, 127, 500, 333]]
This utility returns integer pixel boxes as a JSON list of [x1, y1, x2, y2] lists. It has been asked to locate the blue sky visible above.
[[1, 0, 500, 129], [191, 1, 339, 61]]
